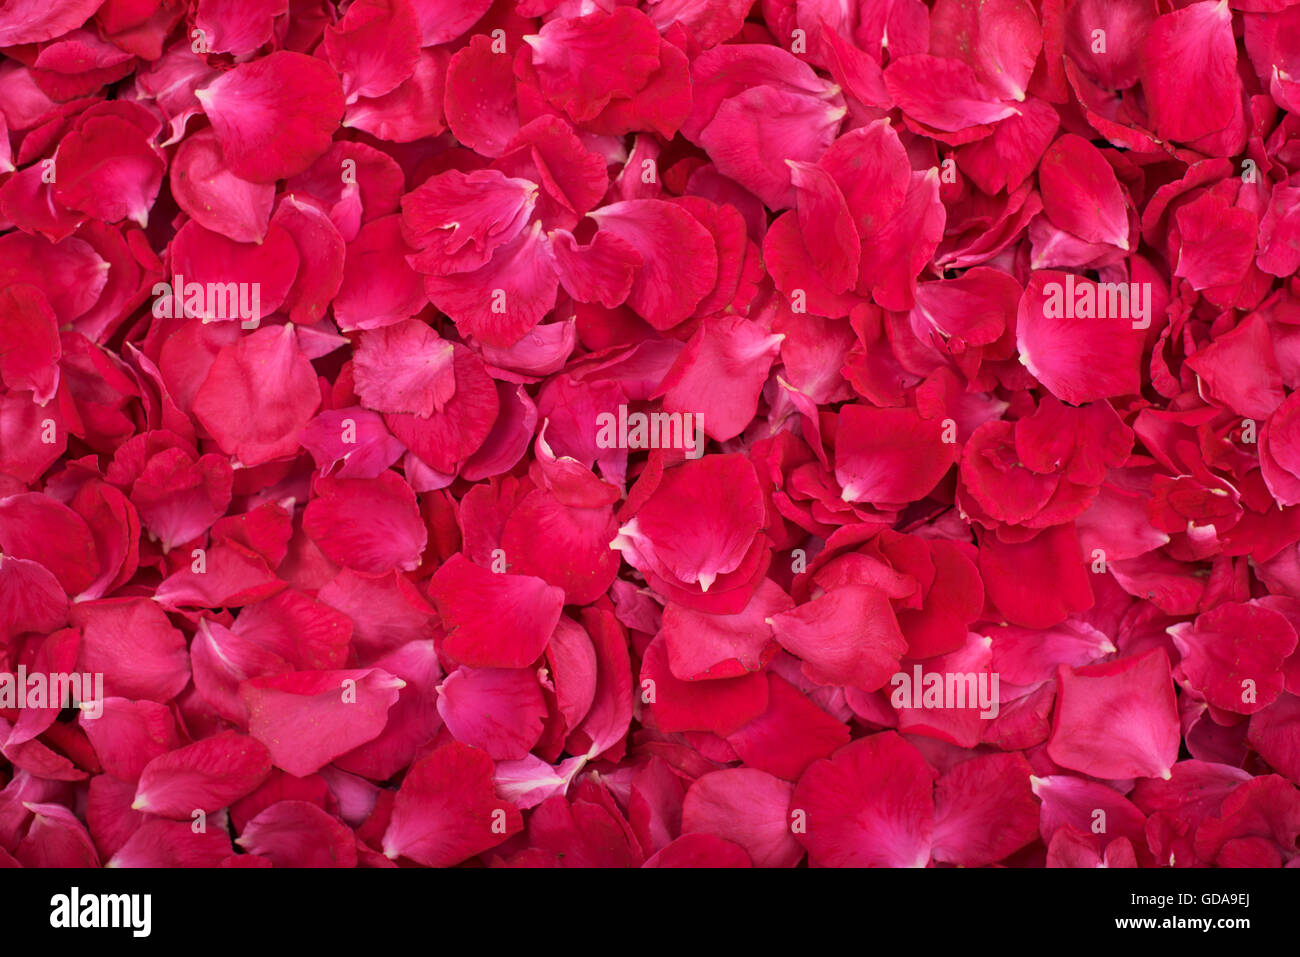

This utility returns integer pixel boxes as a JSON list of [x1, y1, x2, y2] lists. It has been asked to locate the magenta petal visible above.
[[240, 669, 405, 776]]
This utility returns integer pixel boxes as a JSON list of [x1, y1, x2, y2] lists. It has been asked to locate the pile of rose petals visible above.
[[2, 0, 1300, 870]]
